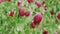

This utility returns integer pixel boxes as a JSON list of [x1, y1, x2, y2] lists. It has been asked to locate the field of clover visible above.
[[0, 0, 60, 34]]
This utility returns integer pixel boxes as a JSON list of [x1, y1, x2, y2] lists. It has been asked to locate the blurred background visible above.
[[0, 0, 60, 34]]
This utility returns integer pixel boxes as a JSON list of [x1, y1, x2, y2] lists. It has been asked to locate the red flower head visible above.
[[31, 21, 35, 29], [57, 12, 60, 19], [25, 9, 30, 17], [43, 30, 48, 34], [0, 0, 2, 3], [44, 6, 47, 10], [9, 10, 14, 17], [35, 1, 41, 8], [17, 2, 21, 6], [18, 8, 25, 16], [27, 0, 33, 3], [33, 13, 42, 25]]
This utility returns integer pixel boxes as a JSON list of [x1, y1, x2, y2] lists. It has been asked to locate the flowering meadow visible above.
[[0, 0, 60, 34]]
